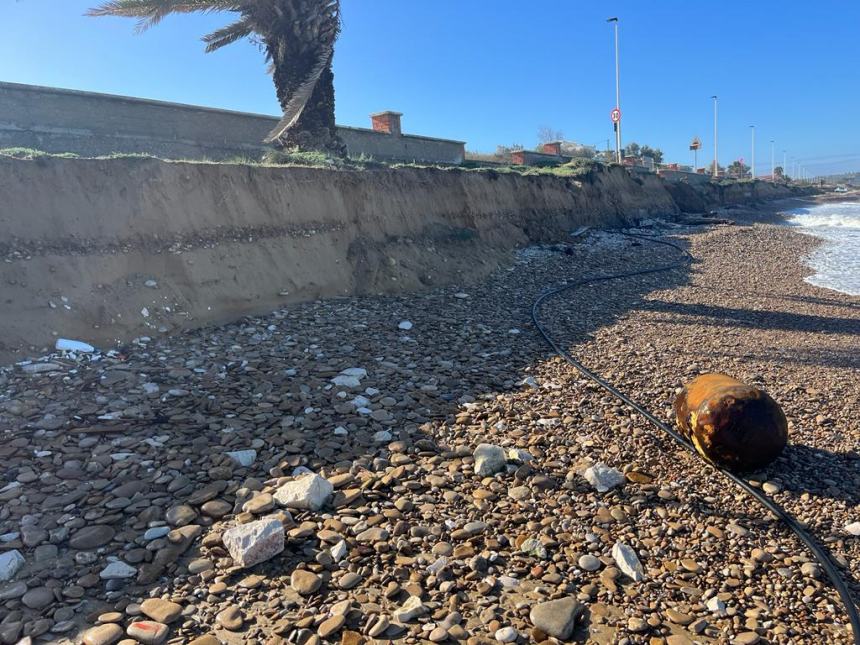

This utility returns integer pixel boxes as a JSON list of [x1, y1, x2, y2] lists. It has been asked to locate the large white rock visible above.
[[99, 561, 137, 580], [611, 542, 645, 582], [473, 443, 507, 477], [845, 521, 860, 536], [222, 517, 285, 568], [583, 462, 626, 493], [393, 595, 427, 622], [398, 320, 413, 330], [0, 550, 24, 582], [331, 367, 367, 388], [273, 473, 333, 511]]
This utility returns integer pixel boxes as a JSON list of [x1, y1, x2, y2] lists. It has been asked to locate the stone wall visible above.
[[0, 81, 465, 164]]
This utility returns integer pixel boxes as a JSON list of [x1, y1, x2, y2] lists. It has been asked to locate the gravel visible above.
[[0, 205, 857, 643]]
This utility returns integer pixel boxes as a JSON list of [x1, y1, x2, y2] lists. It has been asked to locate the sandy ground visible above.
[[0, 197, 858, 645]]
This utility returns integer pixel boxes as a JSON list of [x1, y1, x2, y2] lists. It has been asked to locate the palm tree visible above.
[[87, 0, 346, 155]]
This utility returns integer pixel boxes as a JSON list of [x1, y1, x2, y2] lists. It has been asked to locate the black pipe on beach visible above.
[[530, 230, 860, 644]]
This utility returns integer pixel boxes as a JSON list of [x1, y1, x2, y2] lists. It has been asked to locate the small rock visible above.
[[225, 449, 257, 467], [291, 569, 322, 595], [126, 621, 169, 645], [216, 606, 243, 631], [583, 463, 625, 492], [844, 521, 860, 536], [529, 597, 582, 640], [473, 443, 506, 476], [140, 599, 182, 624], [611, 542, 645, 581], [99, 561, 137, 580], [578, 554, 601, 571], [393, 595, 427, 622], [494, 626, 518, 642], [82, 623, 124, 645], [222, 517, 284, 568], [273, 473, 333, 511], [398, 320, 413, 330], [0, 550, 25, 582]]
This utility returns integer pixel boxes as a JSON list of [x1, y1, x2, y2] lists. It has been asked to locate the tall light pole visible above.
[[750, 125, 756, 179], [607, 17, 621, 163], [770, 140, 775, 181], [711, 95, 719, 177], [783, 150, 787, 179]]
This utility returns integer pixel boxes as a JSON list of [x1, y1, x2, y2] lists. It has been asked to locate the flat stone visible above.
[[100, 561, 137, 580], [222, 517, 285, 568], [529, 597, 582, 640], [188, 637, 222, 645], [578, 554, 601, 571], [611, 541, 645, 581], [494, 626, 518, 642], [291, 569, 322, 595], [318, 615, 346, 638], [225, 449, 257, 467], [21, 587, 54, 609], [69, 526, 115, 549], [733, 633, 761, 645], [393, 595, 427, 622], [216, 606, 243, 631], [273, 474, 333, 511], [165, 505, 196, 527], [0, 551, 25, 582], [126, 621, 169, 645], [339, 572, 362, 589], [82, 623, 124, 645], [140, 599, 182, 624], [0, 581, 27, 599]]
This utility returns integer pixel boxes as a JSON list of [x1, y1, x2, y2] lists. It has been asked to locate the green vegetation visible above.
[[88, 0, 345, 155]]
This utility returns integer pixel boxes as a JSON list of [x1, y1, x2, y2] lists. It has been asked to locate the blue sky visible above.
[[2, 0, 858, 175]]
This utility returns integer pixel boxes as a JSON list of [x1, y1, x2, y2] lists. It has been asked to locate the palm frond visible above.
[[203, 18, 254, 52], [87, 0, 240, 32], [264, 44, 333, 144]]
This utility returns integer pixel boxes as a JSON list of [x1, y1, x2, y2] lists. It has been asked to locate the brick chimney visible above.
[[370, 111, 402, 136], [542, 141, 562, 156]]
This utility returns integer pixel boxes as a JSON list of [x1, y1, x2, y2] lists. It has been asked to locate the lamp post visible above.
[[607, 17, 621, 163], [750, 125, 756, 180], [711, 95, 719, 177]]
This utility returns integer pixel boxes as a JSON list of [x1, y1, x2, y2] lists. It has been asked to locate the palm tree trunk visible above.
[[270, 55, 345, 156]]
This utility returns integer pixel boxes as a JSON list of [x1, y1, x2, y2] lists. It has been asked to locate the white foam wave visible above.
[[784, 202, 860, 296]]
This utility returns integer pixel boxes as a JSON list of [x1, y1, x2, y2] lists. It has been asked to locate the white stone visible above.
[[99, 561, 137, 580], [141, 382, 160, 395], [351, 395, 371, 408], [583, 462, 626, 493], [373, 430, 393, 443], [611, 542, 645, 582], [143, 527, 170, 541], [578, 554, 602, 571], [273, 474, 333, 511], [20, 363, 61, 374], [473, 443, 507, 477], [507, 448, 533, 463], [225, 449, 257, 467], [144, 279, 158, 288], [329, 540, 348, 563], [331, 375, 361, 388], [398, 320, 413, 330], [222, 517, 285, 568], [845, 522, 860, 536], [393, 595, 427, 622], [0, 550, 25, 582], [141, 307, 150, 318], [706, 596, 726, 615], [340, 367, 367, 379], [495, 626, 518, 642], [453, 292, 469, 299], [333, 426, 348, 436], [519, 376, 539, 389]]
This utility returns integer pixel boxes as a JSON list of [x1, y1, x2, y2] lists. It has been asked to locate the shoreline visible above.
[[0, 203, 858, 643]]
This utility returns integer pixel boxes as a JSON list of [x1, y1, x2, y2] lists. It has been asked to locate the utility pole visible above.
[[750, 125, 756, 179], [783, 150, 787, 179], [711, 96, 719, 177], [608, 17, 621, 163]]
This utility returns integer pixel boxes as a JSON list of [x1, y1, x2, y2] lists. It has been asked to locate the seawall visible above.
[[0, 156, 802, 360]]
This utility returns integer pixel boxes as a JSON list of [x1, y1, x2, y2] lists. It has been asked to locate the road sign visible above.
[[689, 136, 701, 151], [610, 108, 621, 123]]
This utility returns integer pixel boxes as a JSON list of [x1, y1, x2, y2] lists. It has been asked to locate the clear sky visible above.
[[2, 0, 858, 175]]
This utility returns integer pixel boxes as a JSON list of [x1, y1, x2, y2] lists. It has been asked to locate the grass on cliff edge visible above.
[[0, 146, 597, 178]]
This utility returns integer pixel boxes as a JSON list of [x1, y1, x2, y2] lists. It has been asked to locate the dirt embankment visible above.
[[0, 156, 799, 361]]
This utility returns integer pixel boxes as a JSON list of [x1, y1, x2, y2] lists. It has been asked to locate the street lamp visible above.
[[750, 125, 755, 180], [711, 95, 719, 177], [607, 17, 621, 163]]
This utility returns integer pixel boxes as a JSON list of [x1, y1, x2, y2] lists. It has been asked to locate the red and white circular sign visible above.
[[610, 107, 621, 123]]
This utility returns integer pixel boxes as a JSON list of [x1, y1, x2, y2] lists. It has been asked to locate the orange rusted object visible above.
[[673, 373, 788, 471]]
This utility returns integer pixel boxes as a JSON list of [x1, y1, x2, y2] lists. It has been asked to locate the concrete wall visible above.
[[0, 81, 465, 164]]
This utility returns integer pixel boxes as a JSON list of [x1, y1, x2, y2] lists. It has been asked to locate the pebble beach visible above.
[[1, 201, 859, 645]]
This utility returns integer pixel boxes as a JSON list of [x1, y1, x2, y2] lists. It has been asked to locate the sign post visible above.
[[610, 108, 622, 163], [689, 136, 701, 172]]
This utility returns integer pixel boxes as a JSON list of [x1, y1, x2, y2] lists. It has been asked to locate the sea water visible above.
[[785, 202, 860, 296]]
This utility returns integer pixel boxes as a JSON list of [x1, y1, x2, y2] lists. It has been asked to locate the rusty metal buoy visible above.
[[673, 374, 788, 471]]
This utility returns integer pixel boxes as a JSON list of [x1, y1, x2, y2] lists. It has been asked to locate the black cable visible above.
[[530, 229, 860, 643]]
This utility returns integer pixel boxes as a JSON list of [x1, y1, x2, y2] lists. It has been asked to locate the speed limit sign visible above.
[[610, 107, 621, 123]]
